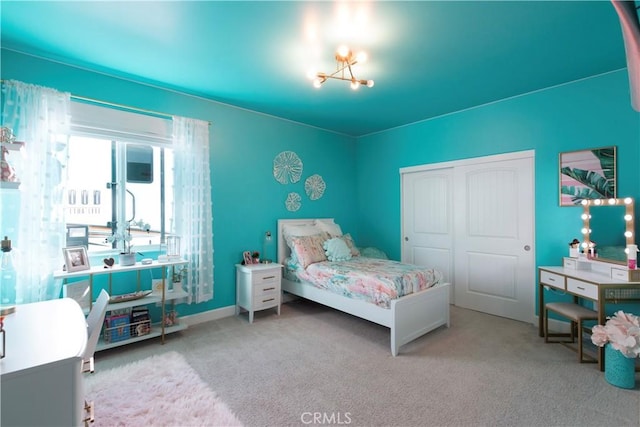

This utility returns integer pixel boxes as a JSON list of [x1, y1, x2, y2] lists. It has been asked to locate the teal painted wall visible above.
[[1, 49, 358, 316], [4, 48, 640, 320], [355, 70, 640, 315]]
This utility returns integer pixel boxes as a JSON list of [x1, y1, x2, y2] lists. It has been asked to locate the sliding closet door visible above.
[[453, 155, 534, 323], [401, 151, 535, 323], [401, 168, 454, 297]]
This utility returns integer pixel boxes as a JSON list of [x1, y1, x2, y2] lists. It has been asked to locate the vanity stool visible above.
[[544, 302, 598, 363]]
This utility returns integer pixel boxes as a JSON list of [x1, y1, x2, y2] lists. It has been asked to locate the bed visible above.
[[278, 218, 450, 356]]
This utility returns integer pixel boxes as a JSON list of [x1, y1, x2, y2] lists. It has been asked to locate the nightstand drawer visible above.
[[253, 282, 279, 298], [567, 278, 598, 300], [253, 294, 279, 310], [252, 269, 281, 286], [540, 270, 565, 290]]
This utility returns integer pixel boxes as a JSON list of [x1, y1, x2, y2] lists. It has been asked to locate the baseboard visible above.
[[180, 305, 236, 327]]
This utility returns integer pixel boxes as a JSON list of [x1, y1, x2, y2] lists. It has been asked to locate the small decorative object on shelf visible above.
[[163, 310, 178, 327], [62, 246, 90, 272], [166, 235, 181, 261], [1, 236, 17, 306], [107, 218, 150, 266], [108, 290, 152, 304], [242, 250, 252, 266], [252, 251, 260, 264], [0, 127, 23, 188], [103, 257, 115, 268], [591, 310, 640, 389], [627, 244, 638, 270], [568, 238, 580, 258]]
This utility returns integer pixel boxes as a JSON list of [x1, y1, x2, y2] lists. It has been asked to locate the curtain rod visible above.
[[1, 79, 211, 125]]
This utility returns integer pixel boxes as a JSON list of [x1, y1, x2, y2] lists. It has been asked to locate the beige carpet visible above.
[[85, 351, 242, 426], [95, 301, 640, 427]]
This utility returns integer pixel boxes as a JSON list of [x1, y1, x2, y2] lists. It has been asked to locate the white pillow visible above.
[[283, 223, 322, 239], [315, 219, 343, 237]]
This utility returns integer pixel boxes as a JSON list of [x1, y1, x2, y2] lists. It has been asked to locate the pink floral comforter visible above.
[[295, 257, 443, 309]]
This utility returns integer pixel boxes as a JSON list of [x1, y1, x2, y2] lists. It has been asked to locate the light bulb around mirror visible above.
[[581, 213, 588, 220], [594, 199, 602, 205], [625, 197, 633, 204], [581, 228, 589, 235], [625, 231, 633, 238], [625, 214, 633, 221], [608, 198, 617, 205]]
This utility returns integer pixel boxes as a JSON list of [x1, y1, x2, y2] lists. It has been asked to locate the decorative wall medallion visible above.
[[285, 192, 302, 212], [273, 151, 303, 184], [304, 174, 326, 200]]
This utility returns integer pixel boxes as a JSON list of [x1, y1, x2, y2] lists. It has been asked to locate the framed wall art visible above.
[[559, 146, 616, 207], [62, 246, 91, 272]]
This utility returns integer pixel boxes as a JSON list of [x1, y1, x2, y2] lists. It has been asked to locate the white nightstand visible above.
[[236, 263, 282, 323]]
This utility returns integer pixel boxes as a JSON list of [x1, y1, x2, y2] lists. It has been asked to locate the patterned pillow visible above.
[[288, 233, 328, 269], [340, 233, 360, 257]]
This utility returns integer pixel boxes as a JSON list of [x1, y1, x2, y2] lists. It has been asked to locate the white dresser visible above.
[[1, 298, 87, 426], [236, 263, 282, 323]]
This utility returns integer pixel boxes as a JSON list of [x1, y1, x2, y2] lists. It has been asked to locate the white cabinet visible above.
[[1, 299, 87, 426], [54, 259, 188, 350], [236, 263, 282, 323]]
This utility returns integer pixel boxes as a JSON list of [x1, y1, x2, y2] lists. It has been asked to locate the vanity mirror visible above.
[[580, 197, 635, 265]]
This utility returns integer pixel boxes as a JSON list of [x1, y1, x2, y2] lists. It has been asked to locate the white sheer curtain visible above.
[[172, 116, 214, 303], [1, 80, 71, 303]]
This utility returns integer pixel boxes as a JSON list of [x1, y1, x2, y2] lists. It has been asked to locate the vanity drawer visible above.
[[567, 278, 598, 300], [540, 270, 565, 290], [563, 258, 577, 269], [611, 268, 630, 282]]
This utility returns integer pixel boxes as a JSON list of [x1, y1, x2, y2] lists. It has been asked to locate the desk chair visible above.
[[84, 289, 109, 373], [544, 302, 598, 363], [83, 289, 108, 426]]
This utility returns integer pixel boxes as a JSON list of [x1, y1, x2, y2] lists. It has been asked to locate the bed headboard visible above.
[[277, 218, 334, 265]]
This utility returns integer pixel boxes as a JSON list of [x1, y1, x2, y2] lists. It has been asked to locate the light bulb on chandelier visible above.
[[310, 46, 374, 90]]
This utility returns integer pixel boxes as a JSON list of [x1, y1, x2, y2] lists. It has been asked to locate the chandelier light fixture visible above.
[[311, 45, 374, 90]]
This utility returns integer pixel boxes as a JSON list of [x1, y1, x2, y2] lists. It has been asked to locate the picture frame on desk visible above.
[[242, 250, 252, 266], [62, 246, 90, 272]]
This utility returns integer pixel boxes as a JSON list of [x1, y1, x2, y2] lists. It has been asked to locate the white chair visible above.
[[83, 289, 109, 374]]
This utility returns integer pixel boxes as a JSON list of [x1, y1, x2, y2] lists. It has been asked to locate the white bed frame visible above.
[[277, 219, 450, 356]]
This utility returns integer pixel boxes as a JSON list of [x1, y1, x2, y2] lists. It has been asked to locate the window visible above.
[[67, 102, 174, 253]]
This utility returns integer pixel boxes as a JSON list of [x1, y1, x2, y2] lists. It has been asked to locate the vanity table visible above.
[[539, 257, 640, 371], [1, 298, 87, 426], [539, 197, 640, 371]]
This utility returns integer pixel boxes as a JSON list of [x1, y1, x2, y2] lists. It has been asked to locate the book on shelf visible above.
[[130, 306, 151, 337], [104, 312, 131, 343]]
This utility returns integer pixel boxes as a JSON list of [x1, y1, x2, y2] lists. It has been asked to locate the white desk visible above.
[[538, 264, 640, 371], [1, 298, 87, 426]]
